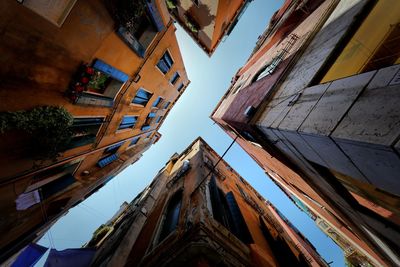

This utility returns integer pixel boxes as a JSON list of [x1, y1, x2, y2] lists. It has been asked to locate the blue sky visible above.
[[36, 1, 345, 266]]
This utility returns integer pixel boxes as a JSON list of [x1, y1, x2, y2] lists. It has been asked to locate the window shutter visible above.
[[41, 174, 76, 200], [93, 59, 129, 82], [225, 192, 253, 244], [97, 154, 119, 168], [146, 2, 164, 32], [208, 176, 225, 224]]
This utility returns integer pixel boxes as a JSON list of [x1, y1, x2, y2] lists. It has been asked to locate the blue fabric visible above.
[[93, 59, 129, 82], [12, 243, 48, 267], [44, 248, 95, 267]]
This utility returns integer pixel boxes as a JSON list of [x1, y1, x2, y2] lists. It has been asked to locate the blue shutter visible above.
[[105, 141, 124, 153], [147, 2, 164, 32], [141, 125, 151, 131], [225, 192, 254, 244], [117, 27, 146, 58], [130, 136, 140, 146], [93, 59, 129, 82], [97, 154, 119, 168], [148, 112, 156, 118], [41, 174, 76, 200], [137, 88, 152, 99], [152, 96, 162, 107]]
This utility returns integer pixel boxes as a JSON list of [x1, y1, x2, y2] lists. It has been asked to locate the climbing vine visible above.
[[0, 106, 74, 160]]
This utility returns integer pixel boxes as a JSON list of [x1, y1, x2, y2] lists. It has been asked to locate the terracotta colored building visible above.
[[86, 137, 328, 266], [212, 0, 400, 265], [0, 0, 189, 261], [166, 0, 253, 56]]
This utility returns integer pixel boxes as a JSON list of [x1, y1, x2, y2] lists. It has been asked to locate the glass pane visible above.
[[157, 60, 169, 74], [164, 52, 174, 68], [152, 97, 162, 107]]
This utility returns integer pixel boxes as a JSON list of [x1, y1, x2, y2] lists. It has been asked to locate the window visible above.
[[104, 142, 124, 154], [157, 51, 174, 74], [177, 83, 184, 92], [208, 176, 253, 243], [163, 101, 171, 109], [159, 190, 182, 242], [130, 136, 140, 146], [141, 112, 156, 131], [68, 117, 104, 149], [97, 154, 119, 168], [170, 72, 180, 85], [118, 116, 138, 130], [72, 60, 129, 107], [156, 116, 163, 123], [98, 141, 125, 168], [252, 53, 284, 82], [132, 88, 153, 106], [152, 96, 164, 108], [116, 1, 164, 57]]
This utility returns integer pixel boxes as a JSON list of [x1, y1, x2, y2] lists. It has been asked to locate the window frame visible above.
[[177, 83, 185, 92], [152, 96, 164, 108], [169, 71, 180, 85], [131, 88, 154, 107], [156, 50, 174, 75], [118, 115, 139, 130]]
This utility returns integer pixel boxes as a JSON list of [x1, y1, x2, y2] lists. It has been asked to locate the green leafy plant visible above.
[[184, 14, 199, 33], [113, 0, 147, 34], [166, 0, 177, 10], [0, 106, 74, 160], [87, 71, 109, 91], [87, 224, 112, 247]]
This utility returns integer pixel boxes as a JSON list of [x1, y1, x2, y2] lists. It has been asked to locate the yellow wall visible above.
[[321, 0, 400, 83]]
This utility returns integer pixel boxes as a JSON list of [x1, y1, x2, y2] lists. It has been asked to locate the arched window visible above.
[[158, 190, 182, 242]]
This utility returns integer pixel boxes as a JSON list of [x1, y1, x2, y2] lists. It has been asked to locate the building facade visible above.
[[86, 137, 328, 267], [166, 0, 253, 55], [0, 0, 189, 261], [212, 0, 400, 266]]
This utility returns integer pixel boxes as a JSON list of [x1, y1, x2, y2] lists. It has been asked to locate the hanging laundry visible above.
[[44, 248, 96, 267], [15, 190, 41, 210], [11, 243, 48, 267]]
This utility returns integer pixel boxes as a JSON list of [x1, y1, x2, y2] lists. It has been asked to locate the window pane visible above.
[[164, 52, 174, 68], [159, 191, 182, 242], [136, 88, 152, 100], [148, 112, 156, 118], [177, 83, 184, 92], [157, 60, 169, 74], [170, 72, 180, 84], [163, 101, 170, 109], [152, 96, 162, 107]]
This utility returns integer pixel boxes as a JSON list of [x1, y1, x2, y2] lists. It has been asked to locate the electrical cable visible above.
[[190, 135, 238, 196]]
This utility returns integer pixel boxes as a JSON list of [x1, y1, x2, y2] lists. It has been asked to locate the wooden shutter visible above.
[[225, 192, 253, 244]]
